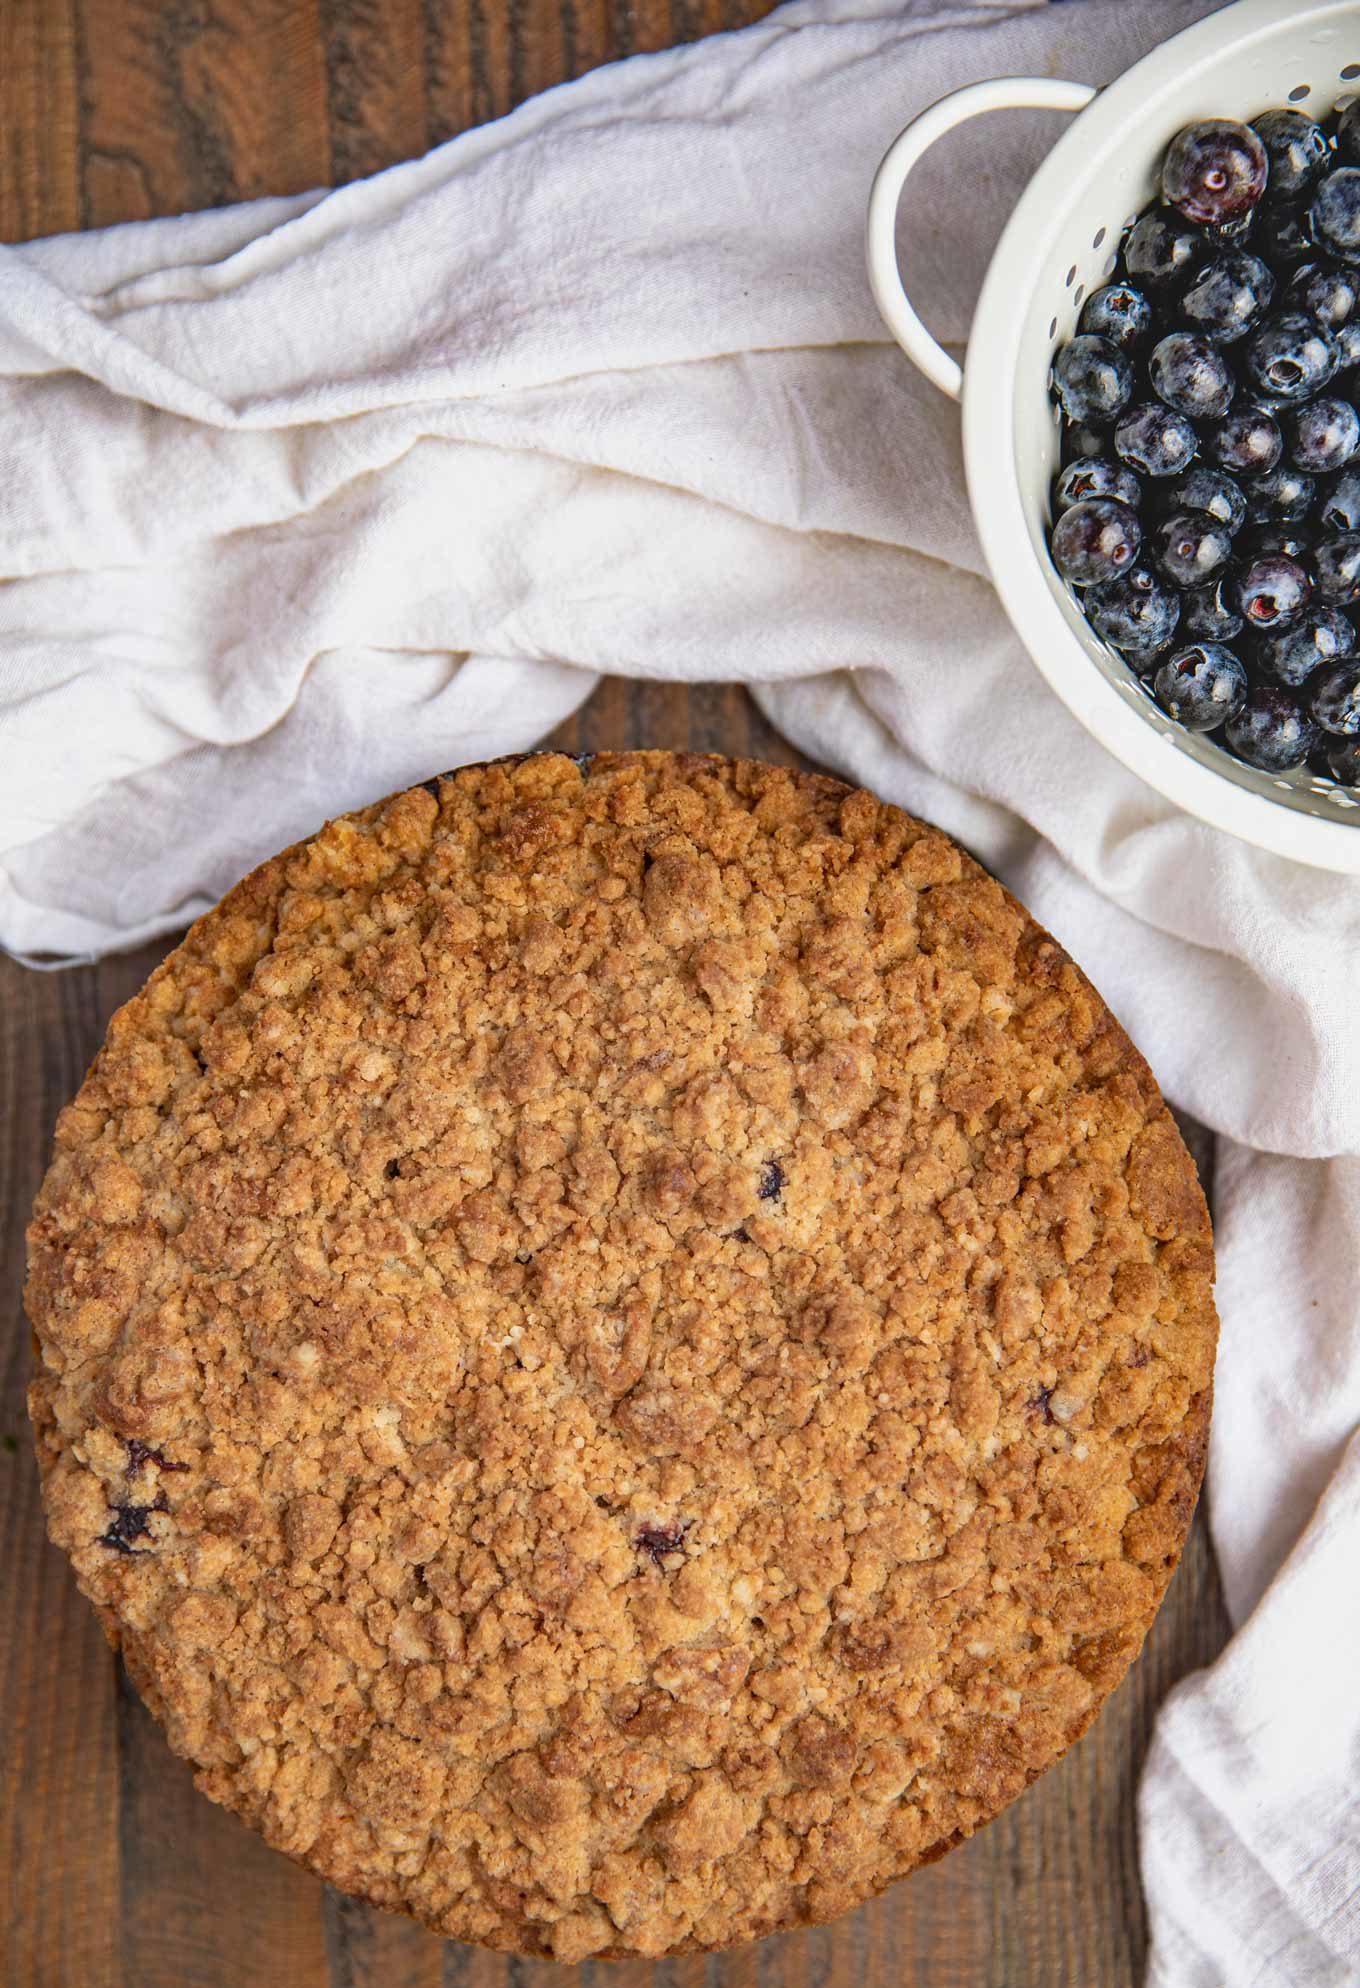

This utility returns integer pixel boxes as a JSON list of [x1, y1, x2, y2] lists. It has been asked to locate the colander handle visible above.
[[867, 77, 1097, 402]]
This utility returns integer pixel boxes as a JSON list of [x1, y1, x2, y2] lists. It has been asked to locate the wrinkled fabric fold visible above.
[[2, 0, 1357, 1979]]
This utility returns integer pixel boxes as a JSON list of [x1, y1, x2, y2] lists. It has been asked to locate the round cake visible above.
[[27, 751, 1217, 1960]]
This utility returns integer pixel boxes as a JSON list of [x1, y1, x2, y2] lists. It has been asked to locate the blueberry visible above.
[[1085, 566, 1181, 664], [1286, 397, 1360, 474], [1287, 261, 1359, 329], [1325, 733, 1360, 782], [1334, 321, 1360, 373], [1243, 312, 1338, 401], [1123, 212, 1202, 291], [1231, 552, 1313, 629], [1206, 402, 1283, 474], [1238, 523, 1313, 564], [1251, 608, 1355, 687], [1338, 100, 1360, 166], [1079, 283, 1154, 351], [1242, 464, 1316, 523], [1063, 421, 1109, 463], [1050, 498, 1141, 586], [1320, 466, 1360, 531], [1314, 534, 1360, 604], [1224, 685, 1320, 770], [1254, 201, 1316, 268], [1150, 509, 1233, 588], [1164, 465, 1247, 534], [1178, 250, 1275, 344], [1163, 119, 1268, 226], [1206, 212, 1257, 249], [1153, 642, 1248, 731], [1309, 660, 1360, 734], [1115, 402, 1198, 477], [1149, 331, 1234, 419], [1310, 168, 1360, 264], [1181, 576, 1244, 642], [1252, 109, 1332, 199], [1054, 457, 1143, 513], [1051, 335, 1135, 424]]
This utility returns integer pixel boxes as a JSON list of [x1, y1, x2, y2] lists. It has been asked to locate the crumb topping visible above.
[[26, 751, 1216, 1959]]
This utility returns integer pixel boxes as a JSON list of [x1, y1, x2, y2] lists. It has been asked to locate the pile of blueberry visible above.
[[1048, 106, 1360, 790]]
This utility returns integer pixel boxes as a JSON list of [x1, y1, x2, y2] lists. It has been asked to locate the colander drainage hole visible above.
[[1092, 226, 1106, 250], [1048, 315, 1058, 339], [1342, 63, 1360, 80], [1073, 283, 1085, 308], [1288, 83, 1312, 101]]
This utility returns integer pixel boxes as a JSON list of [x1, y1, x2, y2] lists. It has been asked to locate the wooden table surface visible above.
[[0, 8, 1231, 1986]]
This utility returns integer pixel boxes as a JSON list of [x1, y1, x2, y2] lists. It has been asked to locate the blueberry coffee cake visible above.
[[26, 752, 1217, 1959]]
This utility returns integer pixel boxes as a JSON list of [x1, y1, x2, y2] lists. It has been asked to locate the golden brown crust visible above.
[[26, 751, 1216, 1959]]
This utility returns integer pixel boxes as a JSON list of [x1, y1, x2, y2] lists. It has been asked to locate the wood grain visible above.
[[0, 7, 1231, 1985]]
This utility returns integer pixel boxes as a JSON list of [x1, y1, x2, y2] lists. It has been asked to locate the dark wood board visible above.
[[0, 11, 1231, 1982]]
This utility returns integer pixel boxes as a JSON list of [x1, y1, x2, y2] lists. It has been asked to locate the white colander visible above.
[[867, 0, 1360, 872]]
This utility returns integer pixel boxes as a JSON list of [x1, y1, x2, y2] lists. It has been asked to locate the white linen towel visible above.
[[2, 0, 1357, 1978]]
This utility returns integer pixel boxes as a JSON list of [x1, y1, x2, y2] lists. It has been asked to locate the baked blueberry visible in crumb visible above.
[[634, 1520, 692, 1566], [124, 1439, 186, 1476], [758, 1159, 784, 1201], [1030, 1386, 1057, 1425], [98, 1492, 166, 1555], [728, 1225, 753, 1243]]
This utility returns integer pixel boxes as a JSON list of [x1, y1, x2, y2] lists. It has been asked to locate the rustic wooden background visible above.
[[0, 7, 1231, 1986]]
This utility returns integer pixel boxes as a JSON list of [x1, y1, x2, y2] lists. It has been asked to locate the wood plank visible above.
[[319, 0, 428, 186], [324, 1890, 445, 1988], [0, 0, 81, 240], [116, 1672, 332, 1988], [423, 0, 778, 153], [72, 0, 332, 231], [0, 957, 122, 1988]]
